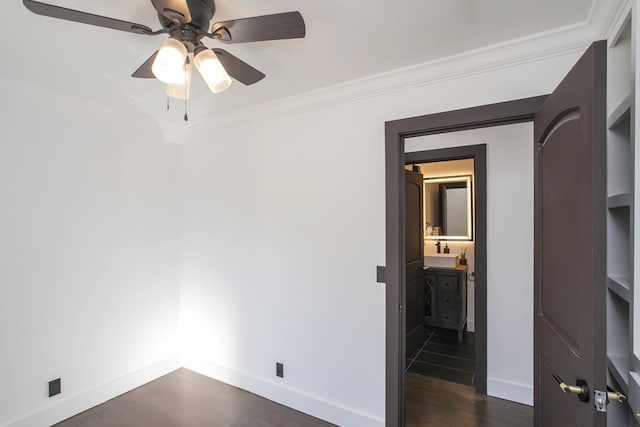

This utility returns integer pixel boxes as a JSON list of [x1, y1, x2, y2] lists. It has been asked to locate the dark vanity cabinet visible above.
[[424, 265, 468, 342]]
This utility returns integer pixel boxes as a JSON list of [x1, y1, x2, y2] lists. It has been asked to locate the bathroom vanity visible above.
[[424, 265, 468, 342]]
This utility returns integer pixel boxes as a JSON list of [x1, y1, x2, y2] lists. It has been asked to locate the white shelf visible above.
[[608, 193, 633, 209], [608, 354, 630, 393], [608, 276, 632, 303], [608, 93, 633, 129]]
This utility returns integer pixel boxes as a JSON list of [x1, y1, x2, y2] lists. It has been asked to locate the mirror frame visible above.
[[423, 175, 473, 241]]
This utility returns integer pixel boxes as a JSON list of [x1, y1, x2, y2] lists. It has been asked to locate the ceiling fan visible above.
[[22, 0, 306, 111]]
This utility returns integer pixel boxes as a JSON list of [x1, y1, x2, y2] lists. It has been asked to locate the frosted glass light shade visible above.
[[166, 60, 192, 100], [194, 49, 231, 93], [152, 38, 188, 84]]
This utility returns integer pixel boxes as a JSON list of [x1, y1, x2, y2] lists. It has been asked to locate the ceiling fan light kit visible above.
[[193, 47, 231, 93], [166, 59, 192, 100], [152, 37, 189, 84], [22, 0, 306, 118]]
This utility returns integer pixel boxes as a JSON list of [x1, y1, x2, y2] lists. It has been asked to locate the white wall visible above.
[[180, 49, 581, 425], [0, 29, 593, 427], [407, 123, 535, 405], [0, 79, 182, 427]]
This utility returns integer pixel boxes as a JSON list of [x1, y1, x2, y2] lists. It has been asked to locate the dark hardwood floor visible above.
[[54, 368, 335, 427], [405, 373, 533, 427], [54, 367, 533, 427]]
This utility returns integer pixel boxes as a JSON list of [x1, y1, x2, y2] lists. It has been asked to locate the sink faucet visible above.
[[435, 241, 441, 253]]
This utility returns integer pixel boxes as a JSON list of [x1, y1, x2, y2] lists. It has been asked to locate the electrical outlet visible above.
[[276, 362, 284, 378], [48, 378, 61, 397]]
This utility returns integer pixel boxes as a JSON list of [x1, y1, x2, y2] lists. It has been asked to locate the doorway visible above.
[[384, 96, 547, 427], [404, 154, 481, 389]]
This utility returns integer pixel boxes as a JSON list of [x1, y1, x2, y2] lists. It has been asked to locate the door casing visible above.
[[385, 96, 548, 427]]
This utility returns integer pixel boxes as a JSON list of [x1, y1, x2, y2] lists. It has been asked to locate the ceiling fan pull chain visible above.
[[184, 58, 189, 121]]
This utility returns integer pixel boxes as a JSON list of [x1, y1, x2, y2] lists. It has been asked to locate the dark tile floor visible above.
[[406, 326, 475, 386]]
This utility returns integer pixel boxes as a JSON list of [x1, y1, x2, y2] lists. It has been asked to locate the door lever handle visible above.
[[553, 374, 590, 402], [606, 387, 626, 404]]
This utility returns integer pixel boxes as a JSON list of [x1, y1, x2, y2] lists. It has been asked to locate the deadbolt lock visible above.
[[553, 374, 590, 403]]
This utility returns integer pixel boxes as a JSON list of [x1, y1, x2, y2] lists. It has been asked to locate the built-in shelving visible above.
[[606, 6, 636, 425]]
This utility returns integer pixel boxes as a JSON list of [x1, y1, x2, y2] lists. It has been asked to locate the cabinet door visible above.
[[437, 274, 459, 327]]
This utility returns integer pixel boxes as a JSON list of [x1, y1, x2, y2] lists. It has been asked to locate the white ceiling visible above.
[[3, 0, 598, 123]]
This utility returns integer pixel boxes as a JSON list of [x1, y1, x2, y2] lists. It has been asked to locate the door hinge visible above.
[[594, 388, 627, 413]]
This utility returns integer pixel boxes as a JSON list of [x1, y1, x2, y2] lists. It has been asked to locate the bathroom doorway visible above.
[[404, 157, 479, 387], [385, 101, 542, 427], [403, 145, 488, 401]]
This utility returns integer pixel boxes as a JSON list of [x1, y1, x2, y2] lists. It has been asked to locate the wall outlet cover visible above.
[[276, 362, 283, 378], [49, 378, 61, 397]]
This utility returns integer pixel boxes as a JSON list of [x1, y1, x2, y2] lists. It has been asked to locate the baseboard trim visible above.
[[182, 357, 384, 427], [487, 377, 533, 406], [3, 356, 181, 427]]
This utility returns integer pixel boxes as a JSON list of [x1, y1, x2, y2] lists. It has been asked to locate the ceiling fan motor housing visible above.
[[158, 0, 215, 29], [168, 25, 202, 51]]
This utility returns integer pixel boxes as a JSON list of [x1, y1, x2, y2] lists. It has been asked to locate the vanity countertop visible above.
[[423, 264, 467, 271]]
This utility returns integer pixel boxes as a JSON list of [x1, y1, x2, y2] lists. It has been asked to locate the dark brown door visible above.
[[534, 40, 606, 427], [405, 169, 424, 361]]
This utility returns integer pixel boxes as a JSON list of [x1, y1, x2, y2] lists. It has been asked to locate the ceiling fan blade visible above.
[[132, 51, 159, 79], [212, 48, 265, 85], [23, 0, 153, 34], [211, 11, 305, 43], [150, 0, 191, 24]]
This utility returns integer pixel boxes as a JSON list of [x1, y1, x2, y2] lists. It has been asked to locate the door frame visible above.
[[385, 95, 548, 427]]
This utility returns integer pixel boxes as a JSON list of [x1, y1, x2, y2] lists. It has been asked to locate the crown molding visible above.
[[593, 0, 632, 40], [188, 2, 615, 131], [603, 0, 633, 42]]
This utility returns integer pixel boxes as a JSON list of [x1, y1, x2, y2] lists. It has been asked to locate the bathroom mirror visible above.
[[423, 175, 473, 241]]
